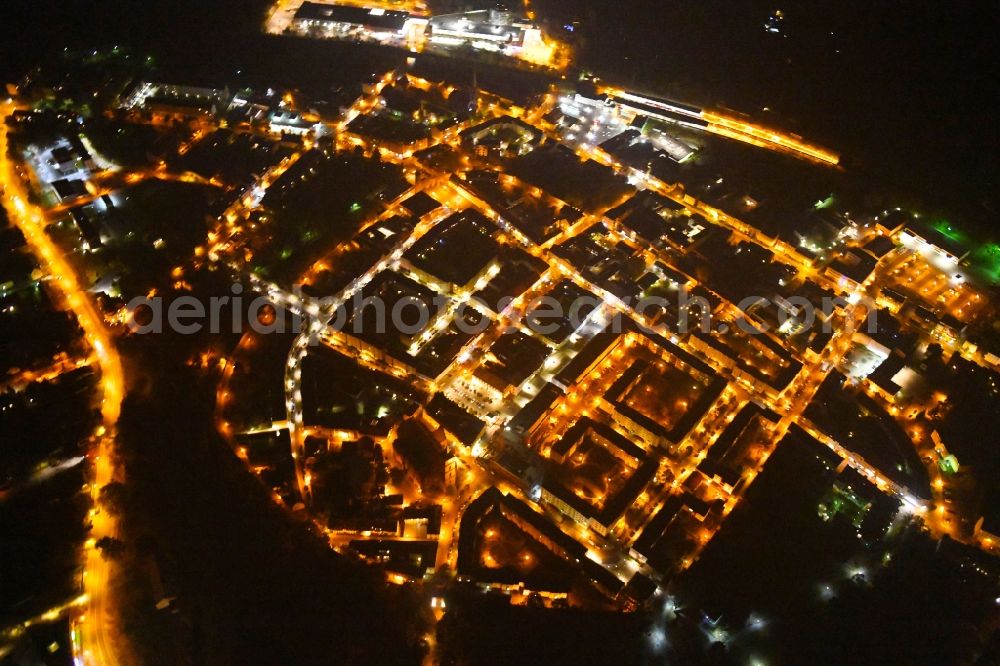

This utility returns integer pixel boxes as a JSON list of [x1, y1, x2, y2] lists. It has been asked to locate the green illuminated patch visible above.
[[818, 483, 870, 528], [930, 219, 968, 246], [971, 244, 1000, 284], [939, 454, 960, 476]]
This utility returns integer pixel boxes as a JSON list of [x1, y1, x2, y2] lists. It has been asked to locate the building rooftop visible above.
[[553, 330, 618, 389], [829, 248, 878, 285], [698, 404, 779, 488], [294, 2, 411, 31], [507, 382, 563, 436]]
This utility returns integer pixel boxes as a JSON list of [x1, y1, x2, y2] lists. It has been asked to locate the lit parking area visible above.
[[883, 249, 987, 323], [557, 95, 631, 148]]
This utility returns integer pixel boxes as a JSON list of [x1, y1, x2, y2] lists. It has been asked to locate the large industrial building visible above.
[[292, 2, 415, 39], [426, 10, 545, 54]]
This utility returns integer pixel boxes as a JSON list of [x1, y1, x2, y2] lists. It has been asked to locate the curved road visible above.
[[1, 101, 125, 666]]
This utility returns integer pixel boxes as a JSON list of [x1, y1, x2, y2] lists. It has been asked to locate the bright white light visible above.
[[647, 626, 667, 653]]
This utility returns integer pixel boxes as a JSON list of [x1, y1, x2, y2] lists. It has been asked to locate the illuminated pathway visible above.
[[282, 205, 452, 502], [0, 102, 125, 666], [702, 110, 841, 166]]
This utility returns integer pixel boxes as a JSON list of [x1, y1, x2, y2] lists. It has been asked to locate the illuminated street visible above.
[[2, 2, 999, 663], [1, 102, 125, 665]]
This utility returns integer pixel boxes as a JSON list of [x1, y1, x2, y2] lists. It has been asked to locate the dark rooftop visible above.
[[294, 2, 410, 31]]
